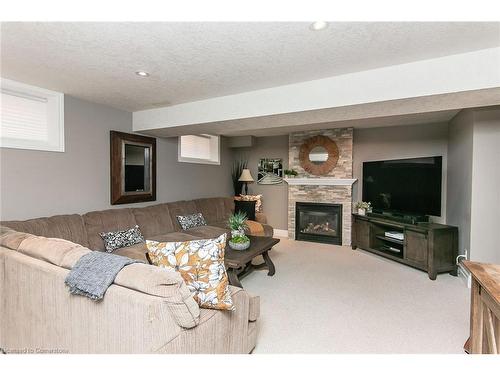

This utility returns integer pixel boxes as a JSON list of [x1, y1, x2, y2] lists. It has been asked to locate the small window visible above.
[[1, 78, 64, 152], [178, 134, 220, 165]]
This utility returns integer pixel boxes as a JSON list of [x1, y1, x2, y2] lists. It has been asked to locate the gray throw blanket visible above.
[[65, 251, 140, 301]]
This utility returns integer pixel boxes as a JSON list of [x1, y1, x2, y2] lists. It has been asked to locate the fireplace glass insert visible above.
[[295, 202, 342, 245]]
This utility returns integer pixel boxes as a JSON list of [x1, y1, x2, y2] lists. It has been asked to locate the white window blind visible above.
[[1, 78, 64, 152], [180, 135, 211, 159], [178, 134, 220, 165]]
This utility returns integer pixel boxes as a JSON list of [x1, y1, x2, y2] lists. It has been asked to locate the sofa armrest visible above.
[[227, 286, 258, 352], [255, 212, 267, 224]]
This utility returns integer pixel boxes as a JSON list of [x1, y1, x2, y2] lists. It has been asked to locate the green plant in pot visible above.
[[354, 201, 372, 216], [284, 169, 298, 177], [227, 211, 251, 250]]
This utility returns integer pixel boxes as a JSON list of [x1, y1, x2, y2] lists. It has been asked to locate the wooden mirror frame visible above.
[[110, 131, 156, 205], [298, 135, 339, 175]]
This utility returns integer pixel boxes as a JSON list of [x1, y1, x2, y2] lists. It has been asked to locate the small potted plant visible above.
[[355, 201, 371, 216], [227, 211, 251, 250], [284, 169, 298, 178]]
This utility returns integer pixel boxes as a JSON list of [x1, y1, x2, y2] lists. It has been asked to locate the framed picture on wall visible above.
[[258, 158, 283, 184]]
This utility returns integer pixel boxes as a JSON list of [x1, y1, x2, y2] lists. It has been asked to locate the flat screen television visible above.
[[362, 156, 442, 217]]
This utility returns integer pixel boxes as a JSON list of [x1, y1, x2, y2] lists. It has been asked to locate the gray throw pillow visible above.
[[99, 225, 145, 252], [176, 213, 207, 230]]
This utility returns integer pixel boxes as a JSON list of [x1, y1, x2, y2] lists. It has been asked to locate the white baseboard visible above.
[[273, 229, 289, 238], [457, 263, 471, 288]]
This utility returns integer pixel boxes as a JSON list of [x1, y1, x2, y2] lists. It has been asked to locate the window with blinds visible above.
[[178, 134, 220, 165], [1, 78, 64, 152]]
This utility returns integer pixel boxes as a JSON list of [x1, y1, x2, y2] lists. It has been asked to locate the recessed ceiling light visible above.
[[135, 70, 150, 77], [310, 21, 329, 31]]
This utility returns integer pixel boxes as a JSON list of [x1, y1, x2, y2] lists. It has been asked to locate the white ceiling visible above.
[[2, 22, 500, 112]]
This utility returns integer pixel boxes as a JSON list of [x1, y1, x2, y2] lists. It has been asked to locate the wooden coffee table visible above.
[[224, 235, 280, 288]]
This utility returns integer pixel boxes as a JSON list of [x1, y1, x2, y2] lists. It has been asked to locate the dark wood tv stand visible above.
[[352, 213, 458, 280]]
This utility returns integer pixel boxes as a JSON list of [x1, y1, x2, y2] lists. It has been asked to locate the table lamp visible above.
[[238, 169, 254, 195]]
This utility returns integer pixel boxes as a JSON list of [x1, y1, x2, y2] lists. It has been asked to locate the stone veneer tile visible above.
[[288, 127, 354, 246]]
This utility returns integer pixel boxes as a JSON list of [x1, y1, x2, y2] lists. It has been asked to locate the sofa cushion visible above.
[[83, 208, 138, 251], [166, 200, 199, 231], [8, 233, 91, 269], [183, 225, 229, 239], [1, 214, 89, 248], [132, 203, 175, 238], [194, 197, 234, 225], [221, 197, 235, 217], [146, 233, 234, 311]]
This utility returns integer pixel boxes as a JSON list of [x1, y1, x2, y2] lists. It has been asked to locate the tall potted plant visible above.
[[231, 159, 248, 196]]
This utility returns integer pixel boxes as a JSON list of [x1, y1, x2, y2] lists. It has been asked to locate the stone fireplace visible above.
[[286, 127, 355, 246]]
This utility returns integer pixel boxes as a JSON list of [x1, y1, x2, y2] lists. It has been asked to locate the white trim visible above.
[[1, 78, 64, 152], [177, 156, 221, 165], [284, 178, 357, 186], [458, 263, 472, 289], [273, 229, 289, 238]]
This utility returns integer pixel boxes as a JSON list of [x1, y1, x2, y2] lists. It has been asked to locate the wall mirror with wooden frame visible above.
[[110, 131, 156, 205], [299, 135, 339, 176]]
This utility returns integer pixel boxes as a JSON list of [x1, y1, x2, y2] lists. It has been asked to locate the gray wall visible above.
[[232, 135, 289, 230], [470, 107, 500, 264], [156, 135, 233, 204], [446, 110, 474, 256], [0, 95, 233, 220], [353, 123, 449, 223]]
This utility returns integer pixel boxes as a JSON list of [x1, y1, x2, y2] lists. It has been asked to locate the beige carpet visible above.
[[243, 238, 470, 354]]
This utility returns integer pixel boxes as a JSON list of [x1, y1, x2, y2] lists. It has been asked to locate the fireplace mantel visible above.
[[284, 177, 357, 186]]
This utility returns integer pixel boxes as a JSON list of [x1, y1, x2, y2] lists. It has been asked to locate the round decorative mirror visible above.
[[308, 146, 329, 164], [299, 135, 339, 175]]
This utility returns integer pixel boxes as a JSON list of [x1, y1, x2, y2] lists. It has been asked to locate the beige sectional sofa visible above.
[[0, 197, 271, 354]]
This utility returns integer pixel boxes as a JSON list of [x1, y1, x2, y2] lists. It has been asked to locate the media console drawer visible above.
[[351, 214, 458, 280]]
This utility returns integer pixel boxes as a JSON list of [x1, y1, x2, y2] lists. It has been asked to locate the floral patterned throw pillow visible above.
[[146, 233, 234, 311], [99, 225, 145, 252]]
